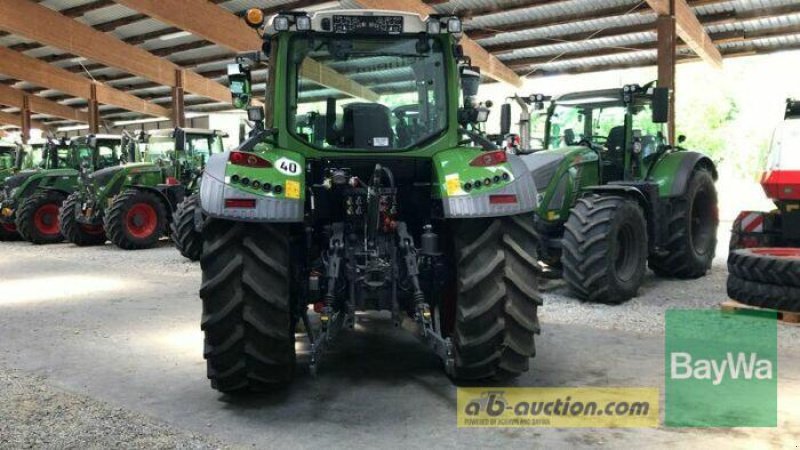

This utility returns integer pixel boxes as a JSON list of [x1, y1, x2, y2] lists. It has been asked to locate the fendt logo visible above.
[[670, 352, 774, 385]]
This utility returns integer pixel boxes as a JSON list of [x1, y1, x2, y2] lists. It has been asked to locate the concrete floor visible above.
[[0, 238, 798, 448]]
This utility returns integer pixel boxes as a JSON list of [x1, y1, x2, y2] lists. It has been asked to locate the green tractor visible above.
[[0, 135, 124, 244], [195, 9, 543, 392], [61, 128, 225, 251], [0, 142, 16, 183], [504, 84, 719, 303]]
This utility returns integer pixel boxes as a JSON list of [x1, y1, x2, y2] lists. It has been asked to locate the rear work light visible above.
[[224, 198, 257, 209], [489, 194, 518, 204], [229, 151, 271, 168], [470, 150, 508, 167]]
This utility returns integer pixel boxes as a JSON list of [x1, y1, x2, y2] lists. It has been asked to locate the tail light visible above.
[[470, 150, 507, 167], [489, 194, 518, 204], [229, 151, 271, 168], [224, 198, 256, 209]]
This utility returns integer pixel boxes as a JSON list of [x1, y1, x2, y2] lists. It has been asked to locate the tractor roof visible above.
[[555, 88, 623, 108], [266, 10, 431, 35], [147, 128, 225, 137]]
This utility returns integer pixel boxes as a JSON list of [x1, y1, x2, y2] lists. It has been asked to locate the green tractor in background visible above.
[[0, 135, 124, 244], [503, 84, 719, 303], [0, 142, 16, 183], [60, 128, 225, 251]]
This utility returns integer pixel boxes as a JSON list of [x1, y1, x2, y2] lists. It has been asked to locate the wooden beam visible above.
[[0, 84, 89, 123], [115, 0, 381, 101], [0, 0, 231, 104], [657, 14, 677, 145], [0, 111, 45, 130], [172, 70, 186, 128], [88, 84, 100, 133], [347, 0, 523, 87], [0, 46, 170, 118], [21, 95, 31, 143], [645, 0, 723, 68]]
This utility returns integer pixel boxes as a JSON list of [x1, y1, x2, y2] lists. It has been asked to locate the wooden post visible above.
[[21, 94, 31, 144], [657, 7, 677, 145], [88, 83, 100, 133], [172, 69, 186, 128]]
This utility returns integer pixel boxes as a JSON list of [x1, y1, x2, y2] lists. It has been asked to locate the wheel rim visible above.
[[1, 222, 15, 233], [33, 203, 60, 236], [615, 223, 639, 282], [80, 224, 105, 236], [750, 248, 800, 258], [691, 188, 715, 255], [125, 203, 158, 239]]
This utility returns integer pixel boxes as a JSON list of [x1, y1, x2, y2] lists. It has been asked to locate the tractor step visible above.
[[720, 299, 800, 326]]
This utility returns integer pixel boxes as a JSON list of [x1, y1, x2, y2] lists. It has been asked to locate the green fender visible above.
[[648, 151, 717, 198]]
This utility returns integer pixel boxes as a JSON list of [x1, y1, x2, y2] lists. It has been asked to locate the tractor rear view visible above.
[[195, 9, 544, 392], [728, 99, 800, 312], [510, 84, 719, 303], [61, 128, 225, 252]]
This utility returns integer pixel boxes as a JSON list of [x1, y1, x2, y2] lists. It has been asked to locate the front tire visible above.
[[105, 189, 167, 250], [59, 192, 106, 246], [649, 169, 718, 278], [451, 215, 542, 381], [171, 193, 202, 261], [200, 220, 295, 392], [561, 195, 648, 303], [16, 191, 66, 245]]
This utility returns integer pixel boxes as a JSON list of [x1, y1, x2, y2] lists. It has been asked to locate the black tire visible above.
[[728, 248, 800, 288], [0, 221, 21, 241], [451, 215, 542, 381], [104, 189, 167, 250], [561, 195, 648, 304], [171, 193, 202, 261], [727, 274, 800, 313], [200, 220, 295, 392], [59, 192, 107, 246], [649, 169, 718, 278], [15, 191, 66, 245]]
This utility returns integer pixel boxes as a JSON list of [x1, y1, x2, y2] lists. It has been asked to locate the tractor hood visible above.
[[90, 164, 127, 187], [520, 151, 568, 192], [3, 170, 38, 191]]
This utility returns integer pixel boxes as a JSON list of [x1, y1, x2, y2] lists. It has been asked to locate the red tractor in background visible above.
[[728, 99, 800, 312]]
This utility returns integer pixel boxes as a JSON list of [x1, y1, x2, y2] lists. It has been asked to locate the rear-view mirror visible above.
[[500, 103, 512, 136], [652, 87, 670, 124]]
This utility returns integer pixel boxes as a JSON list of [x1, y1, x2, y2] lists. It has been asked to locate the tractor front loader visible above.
[[504, 84, 719, 303]]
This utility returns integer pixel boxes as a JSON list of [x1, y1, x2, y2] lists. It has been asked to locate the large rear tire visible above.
[[59, 192, 106, 246], [171, 193, 202, 261], [727, 275, 800, 313], [451, 215, 542, 381], [728, 248, 800, 288], [561, 195, 648, 304], [105, 189, 167, 250], [200, 220, 295, 392], [649, 169, 718, 278], [16, 191, 66, 245]]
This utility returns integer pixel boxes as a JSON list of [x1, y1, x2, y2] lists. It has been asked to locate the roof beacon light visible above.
[[245, 8, 264, 28], [273, 15, 290, 32], [296, 15, 312, 31], [447, 17, 463, 34]]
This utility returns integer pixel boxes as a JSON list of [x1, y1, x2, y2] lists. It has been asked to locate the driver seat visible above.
[[603, 126, 626, 182]]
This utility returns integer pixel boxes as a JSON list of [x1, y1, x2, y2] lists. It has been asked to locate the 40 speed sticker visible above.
[[275, 157, 301, 176], [457, 387, 659, 428]]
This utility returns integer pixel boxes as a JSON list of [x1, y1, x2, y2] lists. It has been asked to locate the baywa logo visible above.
[[665, 310, 777, 427], [670, 352, 773, 385]]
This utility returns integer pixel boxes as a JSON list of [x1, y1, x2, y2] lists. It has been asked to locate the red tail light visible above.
[[470, 150, 507, 167], [224, 198, 256, 209], [229, 151, 271, 168], [489, 194, 518, 204]]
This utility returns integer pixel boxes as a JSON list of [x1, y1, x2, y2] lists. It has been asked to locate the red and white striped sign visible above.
[[739, 212, 765, 233]]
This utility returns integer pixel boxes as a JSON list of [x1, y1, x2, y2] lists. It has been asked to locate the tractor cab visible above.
[[69, 134, 124, 172], [144, 128, 226, 185], [543, 84, 669, 183], [0, 142, 15, 171]]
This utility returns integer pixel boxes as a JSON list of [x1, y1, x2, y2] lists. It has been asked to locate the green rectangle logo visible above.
[[665, 309, 777, 427]]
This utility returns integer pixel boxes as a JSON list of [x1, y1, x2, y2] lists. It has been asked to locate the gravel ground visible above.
[[0, 368, 223, 449], [0, 225, 798, 448]]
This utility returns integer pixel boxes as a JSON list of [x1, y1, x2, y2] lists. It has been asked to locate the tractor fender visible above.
[[37, 186, 73, 198], [649, 151, 718, 198], [435, 151, 538, 219], [200, 151, 304, 223]]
